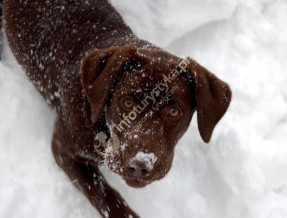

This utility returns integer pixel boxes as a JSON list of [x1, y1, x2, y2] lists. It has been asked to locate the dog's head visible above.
[[81, 44, 231, 188]]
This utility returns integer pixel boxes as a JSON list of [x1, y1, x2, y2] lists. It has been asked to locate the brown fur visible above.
[[3, 0, 231, 217]]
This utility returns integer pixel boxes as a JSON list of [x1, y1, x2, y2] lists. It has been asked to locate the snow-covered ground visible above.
[[1, 0, 287, 217]]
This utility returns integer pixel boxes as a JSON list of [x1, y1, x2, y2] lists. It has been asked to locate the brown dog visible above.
[[2, 0, 231, 217]]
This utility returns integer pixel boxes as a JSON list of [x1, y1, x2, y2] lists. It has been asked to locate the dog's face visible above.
[[81, 44, 231, 188], [105, 60, 196, 187]]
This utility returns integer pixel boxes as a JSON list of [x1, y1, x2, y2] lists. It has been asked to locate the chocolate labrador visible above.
[[2, 0, 231, 217]]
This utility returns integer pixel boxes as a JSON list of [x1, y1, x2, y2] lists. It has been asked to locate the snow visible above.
[[109, 0, 238, 47], [1, 0, 287, 217]]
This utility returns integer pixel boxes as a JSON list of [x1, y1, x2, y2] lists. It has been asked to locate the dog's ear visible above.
[[81, 44, 138, 122], [187, 58, 232, 143]]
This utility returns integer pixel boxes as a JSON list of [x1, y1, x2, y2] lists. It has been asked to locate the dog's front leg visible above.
[[52, 118, 139, 218], [63, 161, 139, 218]]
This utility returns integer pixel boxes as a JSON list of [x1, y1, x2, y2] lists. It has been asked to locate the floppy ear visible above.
[[187, 58, 232, 143], [81, 44, 138, 122]]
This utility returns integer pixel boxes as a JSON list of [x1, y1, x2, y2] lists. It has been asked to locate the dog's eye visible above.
[[123, 98, 134, 108], [169, 107, 180, 117]]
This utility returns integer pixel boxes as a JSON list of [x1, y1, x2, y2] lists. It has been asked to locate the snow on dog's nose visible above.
[[127, 151, 158, 178]]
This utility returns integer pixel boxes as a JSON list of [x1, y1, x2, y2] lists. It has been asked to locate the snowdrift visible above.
[[1, 0, 287, 217]]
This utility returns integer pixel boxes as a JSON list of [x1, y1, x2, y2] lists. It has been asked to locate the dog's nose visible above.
[[127, 160, 150, 178]]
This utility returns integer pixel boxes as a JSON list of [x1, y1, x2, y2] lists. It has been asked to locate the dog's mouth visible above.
[[123, 177, 150, 188]]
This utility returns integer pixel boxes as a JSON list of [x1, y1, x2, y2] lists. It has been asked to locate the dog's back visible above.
[[3, 0, 141, 107]]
